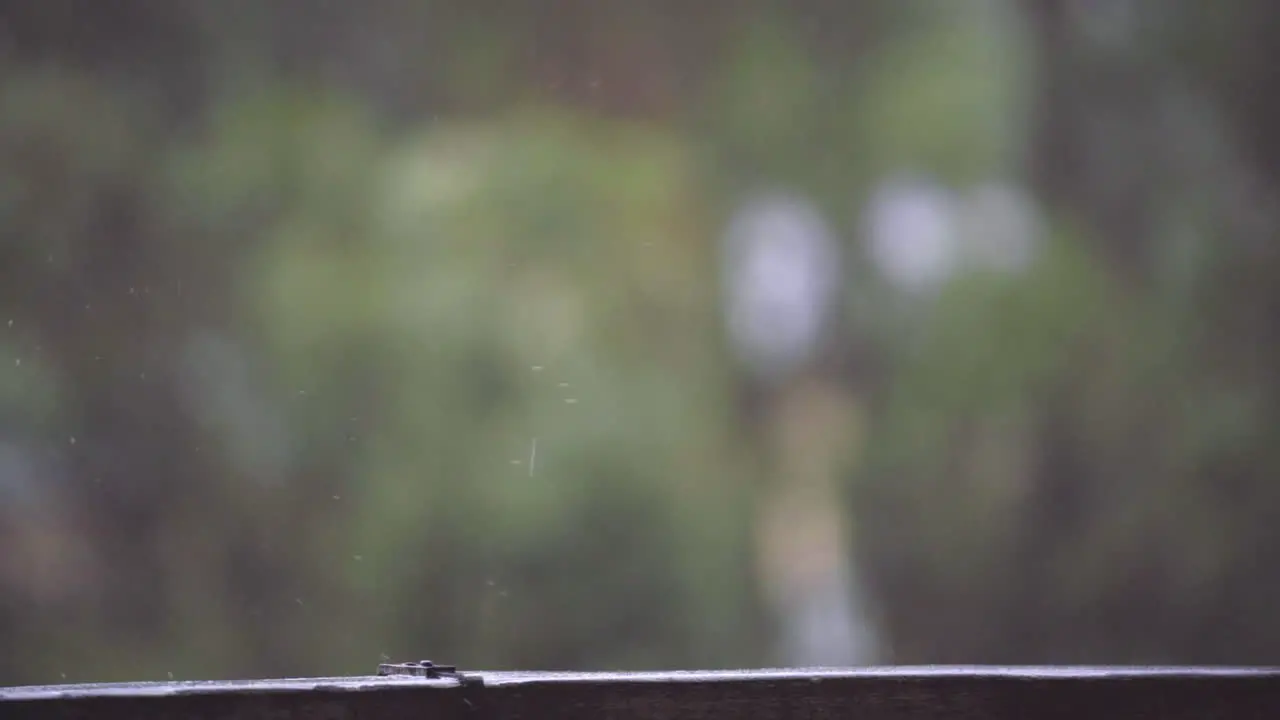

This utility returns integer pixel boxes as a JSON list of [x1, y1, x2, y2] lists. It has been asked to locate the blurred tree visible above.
[[7, 0, 1280, 686], [852, 0, 1280, 665]]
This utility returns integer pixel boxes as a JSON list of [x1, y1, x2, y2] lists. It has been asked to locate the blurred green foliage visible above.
[[5, 0, 1280, 684]]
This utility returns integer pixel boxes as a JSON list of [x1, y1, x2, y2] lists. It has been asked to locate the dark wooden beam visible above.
[[4, 667, 1280, 719]]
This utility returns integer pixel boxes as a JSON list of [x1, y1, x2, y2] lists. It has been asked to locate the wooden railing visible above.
[[4, 666, 1280, 719]]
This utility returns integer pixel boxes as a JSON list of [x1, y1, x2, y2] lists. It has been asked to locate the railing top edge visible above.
[[6, 665, 1280, 701]]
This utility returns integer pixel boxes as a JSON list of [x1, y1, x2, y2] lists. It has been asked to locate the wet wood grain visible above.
[[4, 666, 1279, 719]]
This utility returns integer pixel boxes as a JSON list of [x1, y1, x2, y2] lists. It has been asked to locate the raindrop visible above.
[[332, 495, 340, 500], [353, 555, 363, 561], [69, 436, 76, 445], [558, 382, 569, 387], [168, 672, 174, 680], [531, 366, 544, 372], [564, 398, 578, 404], [13, 358, 19, 367]]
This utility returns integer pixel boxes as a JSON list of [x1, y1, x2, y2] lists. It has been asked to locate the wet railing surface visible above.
[[4, 666, 1280, 719]]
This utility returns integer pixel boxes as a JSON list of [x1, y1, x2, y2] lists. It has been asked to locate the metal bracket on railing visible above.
[[376, 660, 484, 687]]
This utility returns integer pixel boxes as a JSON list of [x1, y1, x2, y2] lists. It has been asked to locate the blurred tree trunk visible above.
[[854, 0, 1280, 666], [1022, 0, 1160, 286], [1004, 0, 1280, 663]]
